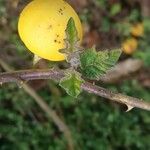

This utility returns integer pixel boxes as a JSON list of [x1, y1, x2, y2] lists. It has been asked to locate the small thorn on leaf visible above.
[[126, 105, 134, 112], [33, 55, 42, 66]]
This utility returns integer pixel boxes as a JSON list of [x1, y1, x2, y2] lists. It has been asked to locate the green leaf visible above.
[[110, 3, 121, 16], [66, 17, 79, 47], [61, 17, 79, 53], [59, 71, 83, 98], [80, 48, 122, 80], [59, 17, 82, 66]]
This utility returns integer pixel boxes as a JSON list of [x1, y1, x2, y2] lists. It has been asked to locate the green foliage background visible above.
[[0, 0, 150, 150], [0, 82, 150, 150]]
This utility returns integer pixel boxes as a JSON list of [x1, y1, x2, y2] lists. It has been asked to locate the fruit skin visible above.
[[18, 0, 83, 61], [122, 38, 138, 55], [131, 23, 144, 37]]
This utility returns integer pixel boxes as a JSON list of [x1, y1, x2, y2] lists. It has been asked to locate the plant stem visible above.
[[0, 65, 150, 111]]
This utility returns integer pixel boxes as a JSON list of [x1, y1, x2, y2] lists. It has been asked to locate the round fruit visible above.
[[131, 23, 144, 37], [18, 0, 83, 61], [122, 38, 138, 54]]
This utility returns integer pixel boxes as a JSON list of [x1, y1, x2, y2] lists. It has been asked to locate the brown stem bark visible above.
[[0, 68, 150, 111]]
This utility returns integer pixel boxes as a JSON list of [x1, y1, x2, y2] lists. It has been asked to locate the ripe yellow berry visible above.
[[122, 38, 138, 54], [131, 23, 144, 37], [18, 0, 83, 61]]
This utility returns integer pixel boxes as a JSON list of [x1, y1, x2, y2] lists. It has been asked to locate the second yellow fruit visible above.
[[131, 23, 144, 37], [122, 38, 138, 54]]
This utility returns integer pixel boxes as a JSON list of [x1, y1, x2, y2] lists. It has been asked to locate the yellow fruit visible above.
[[131, 23, 144, 37], [18, 0, 83, 61], [122, 38, 138, 54]]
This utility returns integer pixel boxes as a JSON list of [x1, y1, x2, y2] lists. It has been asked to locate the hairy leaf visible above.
[[60, 17, 79, 54], [66, 17, 79, 48], [80, 48, 122, 80], [59, 71, 83, 98]]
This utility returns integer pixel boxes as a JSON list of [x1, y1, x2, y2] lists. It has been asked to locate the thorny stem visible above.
[[0, 68, 150, 111], [82, 83, 150, 111]]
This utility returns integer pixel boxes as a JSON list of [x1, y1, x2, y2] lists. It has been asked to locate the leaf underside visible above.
[[59, 71, 83, 98]]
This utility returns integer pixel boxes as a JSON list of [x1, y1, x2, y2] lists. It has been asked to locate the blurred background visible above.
[[0, 0, 150, 149]]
